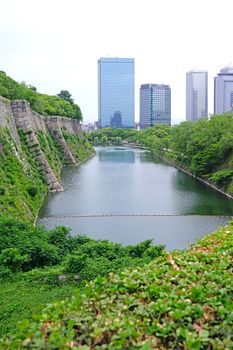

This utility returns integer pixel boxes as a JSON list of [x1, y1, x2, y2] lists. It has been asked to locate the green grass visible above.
[[36, 130, 63, 179], [0, 129, 47, 220], [0, 274, 78, 337], [1, 222, 232, 349], [63, 132, 95, 163]]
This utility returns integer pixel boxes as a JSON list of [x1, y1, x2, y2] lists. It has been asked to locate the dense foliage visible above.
[[0, 71, 82, 120], [89, 115, 233, 195], [1, 222, 232, 349], [87, 128, 138, 145], [0, 218, 164, 274], [0, 218, 164, 336]]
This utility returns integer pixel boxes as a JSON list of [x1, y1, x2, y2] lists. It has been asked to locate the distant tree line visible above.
[[89, 115, 233, 193]]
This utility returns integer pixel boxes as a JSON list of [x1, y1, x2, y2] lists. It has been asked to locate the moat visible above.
[[38, 147, 233, 250]]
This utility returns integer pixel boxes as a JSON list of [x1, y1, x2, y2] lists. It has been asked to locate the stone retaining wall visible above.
[[0, 98, 84, 192]]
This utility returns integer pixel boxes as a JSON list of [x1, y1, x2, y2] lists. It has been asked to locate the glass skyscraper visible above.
[[186, 70, 208, 121], [140, 84, 171, 130], [214, 66, 233, 115], [98, 58, 135, 128]]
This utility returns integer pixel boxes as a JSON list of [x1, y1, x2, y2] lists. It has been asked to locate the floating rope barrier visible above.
[[42, 214, 232, 219]]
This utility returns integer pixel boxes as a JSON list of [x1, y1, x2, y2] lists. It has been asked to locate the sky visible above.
[[0, 0, 233, 124]]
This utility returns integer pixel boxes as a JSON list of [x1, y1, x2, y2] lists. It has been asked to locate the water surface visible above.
[[38, 147, 233, 250]]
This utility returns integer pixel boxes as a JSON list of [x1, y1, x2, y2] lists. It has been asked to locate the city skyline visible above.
[[0, 0, 233, 124]]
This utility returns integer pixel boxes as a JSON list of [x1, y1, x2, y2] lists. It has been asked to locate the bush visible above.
[[74, 240, 125, 261], [79, 256, 112, 281], [0, 266, 12, 281], [143, 244, 165, 259], [0, 218, 165, 275], [0, 188, 5, 195], [63, 253, 88, 274], [27, 186, 38, 197], [48, 226, 72, 255], [127, 239, 153, 258], [0, 248, 30, 272], [210, 169, 233, 186]]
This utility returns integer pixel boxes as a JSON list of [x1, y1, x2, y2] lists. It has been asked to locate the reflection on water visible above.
[[172, 171, 233, 215], [98, 148, 135, 163], [38, 146, 233, 250]]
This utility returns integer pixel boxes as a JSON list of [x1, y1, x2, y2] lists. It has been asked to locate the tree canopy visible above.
[[57, 90, 74, 104], [0, 72, 82, 121]]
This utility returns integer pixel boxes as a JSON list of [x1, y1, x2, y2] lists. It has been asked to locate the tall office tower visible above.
[[140, 84, 171, 130], [98, 57, 135, 128], [214, 66, 233, 114], [186, 70, 208, 121]]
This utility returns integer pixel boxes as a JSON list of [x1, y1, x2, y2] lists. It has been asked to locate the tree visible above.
[[57, 90, 74, 104]]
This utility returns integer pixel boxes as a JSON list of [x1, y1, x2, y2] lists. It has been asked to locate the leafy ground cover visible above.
[[0, 221, 232, 349], [0, 276, 78, 337]]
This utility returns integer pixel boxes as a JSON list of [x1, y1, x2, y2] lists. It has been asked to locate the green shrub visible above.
[[0, 188, 5, 195], [26, 186, 38, 197], [127, 239, 154, 258], [79, 256, 112, 280], [143, 244, 165, 259], [0, 266, 12, 281], [0, 218, 165, 277], [210, 169, 233, 186], [63, 253, 88, 274], [0, 248, 30, 272]]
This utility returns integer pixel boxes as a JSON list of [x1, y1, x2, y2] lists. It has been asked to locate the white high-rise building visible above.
[[214, 66, 233, 115], [186, 71, 208, 121]]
